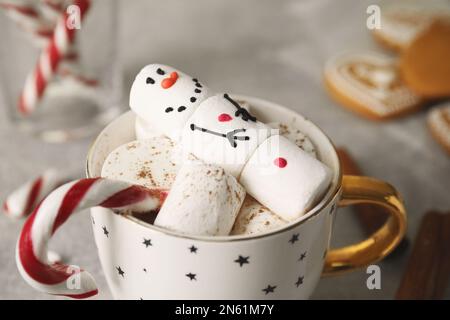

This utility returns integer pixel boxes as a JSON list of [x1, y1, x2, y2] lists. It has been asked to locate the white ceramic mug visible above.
[[81, 95, 407, 299], [17, 95, 406, 299]]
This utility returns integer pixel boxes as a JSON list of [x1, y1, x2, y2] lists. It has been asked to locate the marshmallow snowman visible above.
[[130, 64, 212, 141], [130, 64, 332, 221], [181, 94, 273, 177]]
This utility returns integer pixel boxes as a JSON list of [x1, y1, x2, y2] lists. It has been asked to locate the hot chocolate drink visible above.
[[100, 64, 332, 236]]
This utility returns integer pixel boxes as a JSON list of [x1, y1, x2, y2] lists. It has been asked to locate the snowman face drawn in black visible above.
[[189, 94, 258, 148], [129, 64, 211, 138]]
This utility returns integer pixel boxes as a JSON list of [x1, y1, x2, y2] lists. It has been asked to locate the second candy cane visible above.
[[18, 0, 90, 114]]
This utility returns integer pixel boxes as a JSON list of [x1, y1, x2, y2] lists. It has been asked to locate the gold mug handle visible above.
[[323, 175, 407, 275]]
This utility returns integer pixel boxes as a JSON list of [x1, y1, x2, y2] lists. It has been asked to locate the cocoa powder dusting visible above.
[[279, 123, 290, 135], [136, 167, 157, 186]]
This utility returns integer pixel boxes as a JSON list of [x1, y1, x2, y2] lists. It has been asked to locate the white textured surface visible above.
[[0, 0, 449, 300]]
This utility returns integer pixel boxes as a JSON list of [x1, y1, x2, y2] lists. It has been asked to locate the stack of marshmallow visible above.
[[102, 64, 332, 236]]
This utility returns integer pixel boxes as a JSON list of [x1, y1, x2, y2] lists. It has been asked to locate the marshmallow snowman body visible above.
[[154, 160, 246, 236], [181, 94, 273, 177], [130, 64, 212, 141], [240, 135, 332, 221]]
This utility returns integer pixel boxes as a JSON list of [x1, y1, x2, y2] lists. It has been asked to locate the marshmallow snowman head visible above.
[[130, 64, 212, 141]]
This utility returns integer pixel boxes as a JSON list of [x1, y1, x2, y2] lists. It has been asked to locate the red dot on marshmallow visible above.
[[274, 157, 287, 168], [218, 113, 232, 122]]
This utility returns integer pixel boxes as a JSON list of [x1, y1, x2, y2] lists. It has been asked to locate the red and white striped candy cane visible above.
[[16, 178, 167, 298], [3, 169, 70, 219], [1, 1, 83, 60], [0, 1, 54, 46], [41, 0, 67, 20], [18, 0, 90, 114]]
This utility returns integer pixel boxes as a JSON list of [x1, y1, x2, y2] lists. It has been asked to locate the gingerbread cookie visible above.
[[400, 19, 450, 98], [324, 52, 423, 120], [372, 6, 442, 52], [427, 104, 450, 155]]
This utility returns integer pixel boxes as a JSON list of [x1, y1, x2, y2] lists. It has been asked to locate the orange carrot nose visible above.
[[161, 71, 179, 89]]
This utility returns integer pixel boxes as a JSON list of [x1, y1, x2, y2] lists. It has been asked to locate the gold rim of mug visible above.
[[85, 95, 342, 242]]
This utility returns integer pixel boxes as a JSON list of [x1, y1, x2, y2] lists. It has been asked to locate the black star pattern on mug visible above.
[[234, 255, 250, 267], [186, 273, 197, 281], [295, 276, 304, 287], [298, 251, 307, 261], [143, 238, 152, 248], [262, 285, 276, 295], [92, 217, 95, 225], [189, 245, 198, 253], [289, 233, 299, 244], [102, 226, 109, 237], [143, 268, 147, 273], [116, 266, 125, 277]]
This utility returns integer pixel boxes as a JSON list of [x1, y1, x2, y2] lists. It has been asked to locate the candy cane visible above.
[[16, 178, 167, 298], [41, 0, 67, 21], [2, 169, 70, 219], [0, 1, 81, 57], [1, 0, 97, 108], [18, 0, 90, 115], [0, 1, 55, 46]]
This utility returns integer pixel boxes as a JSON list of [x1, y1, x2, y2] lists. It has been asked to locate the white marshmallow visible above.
[[240, 135, 332, 221], [231, 196, 287, 236], [130, 64, 212, 141], [181, 94, 273, 177], [101, 137, 179, 190], [135, 117, 162, 140], [154, 160, 246, 236]]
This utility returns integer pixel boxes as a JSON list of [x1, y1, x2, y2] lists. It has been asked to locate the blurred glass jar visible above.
[[0, 0, 122, 142]]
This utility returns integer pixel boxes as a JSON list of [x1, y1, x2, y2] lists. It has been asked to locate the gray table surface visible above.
[[0, 0, 449, 300]]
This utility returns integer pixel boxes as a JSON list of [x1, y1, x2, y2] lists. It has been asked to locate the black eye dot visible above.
[[165, 107, 173, 113], [195, 82, 202, 88], [190, 97, 197, 103], [195, 89, 201, 93], [146, 77, 155, 84], [192, 78, 198, 82], [157, 68, 165, 75], [178, 106, 186, 112]]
